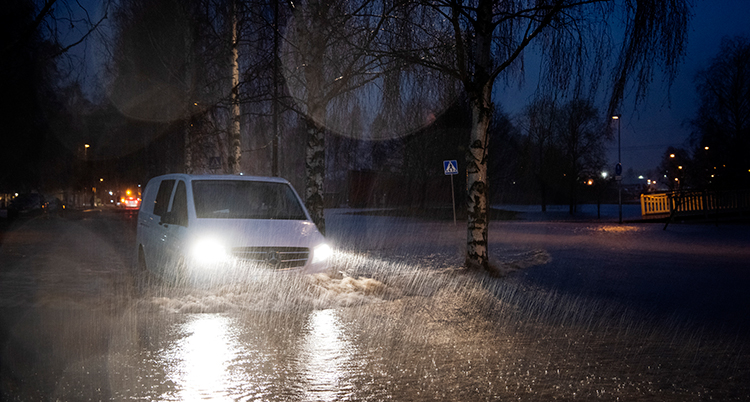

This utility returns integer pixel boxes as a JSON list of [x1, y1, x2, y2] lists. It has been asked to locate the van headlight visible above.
[[192, 238, 230, 264], [311, 243, 332, 264]]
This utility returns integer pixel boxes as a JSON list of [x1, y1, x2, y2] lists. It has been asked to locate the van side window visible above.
[[154, 180, 175, 217], [171, 181, 188, 226]]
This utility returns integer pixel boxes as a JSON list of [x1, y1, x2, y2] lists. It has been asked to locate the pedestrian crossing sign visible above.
[[443, 160, 458, 175]]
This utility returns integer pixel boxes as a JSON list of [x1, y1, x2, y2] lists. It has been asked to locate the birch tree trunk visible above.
[[298, 1, 327, 234], [464, 0, 494, 271], [305, 118, 326, 234], [465, 83, 492, 270], [303, 67, 327, 233], [228, 0, 242, 175]]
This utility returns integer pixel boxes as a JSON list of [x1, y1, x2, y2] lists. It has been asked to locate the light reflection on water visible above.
[[298, 309, 354, 401], [151, 309, 357, 401], [123, 270, 749, 401], [162, 314, 243, 401]]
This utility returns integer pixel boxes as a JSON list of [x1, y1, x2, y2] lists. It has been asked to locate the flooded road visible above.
[[1, 209, 749, 400]]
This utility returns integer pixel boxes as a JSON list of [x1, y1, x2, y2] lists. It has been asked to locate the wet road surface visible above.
[[1, 208, 749, 400]]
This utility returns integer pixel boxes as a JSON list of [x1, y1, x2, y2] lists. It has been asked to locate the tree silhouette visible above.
[[386, 0, 691, 271], [556, 99, 606, 214], [691, 35, 750, 190], [1, 0, 108, 192]]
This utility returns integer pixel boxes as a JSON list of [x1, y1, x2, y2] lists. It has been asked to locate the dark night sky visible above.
[[621, 0, 750, 173], [496, 0, 750, 177]]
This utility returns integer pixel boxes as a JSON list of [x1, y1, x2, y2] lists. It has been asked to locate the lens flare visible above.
[[312, 244, 333, 264], [192, 238, 229, 264]]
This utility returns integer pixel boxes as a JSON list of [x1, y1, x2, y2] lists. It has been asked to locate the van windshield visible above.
[[192, 180, 307, 220]]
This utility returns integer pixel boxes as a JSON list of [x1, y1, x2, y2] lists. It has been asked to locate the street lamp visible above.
[[612, 115, 622, 224]]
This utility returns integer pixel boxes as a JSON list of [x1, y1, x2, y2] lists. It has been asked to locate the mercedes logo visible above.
[[266, 251, 280, 267]]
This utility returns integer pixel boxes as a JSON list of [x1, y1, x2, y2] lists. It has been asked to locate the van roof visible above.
[[146, 174, 291, 184]]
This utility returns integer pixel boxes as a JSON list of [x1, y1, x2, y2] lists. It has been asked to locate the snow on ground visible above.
[[495, 203, 644, 221]]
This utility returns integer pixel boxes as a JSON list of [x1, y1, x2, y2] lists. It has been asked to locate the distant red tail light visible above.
[[123, 196, 141, 209]]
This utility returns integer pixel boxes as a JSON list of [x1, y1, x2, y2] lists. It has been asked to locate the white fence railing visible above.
[[640, 193, 670, 217], [641, 189, 750, 219]]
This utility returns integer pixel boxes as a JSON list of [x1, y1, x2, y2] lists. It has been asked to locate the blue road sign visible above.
[[209, 157, 222, 170], [443, 160, 458, 175]]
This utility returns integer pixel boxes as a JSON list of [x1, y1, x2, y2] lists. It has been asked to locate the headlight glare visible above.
[[312, 243, 332, 264], [192, 238, 229, 264]]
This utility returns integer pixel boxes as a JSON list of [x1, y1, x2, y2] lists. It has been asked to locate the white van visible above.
[[135, 174, 331, 284]]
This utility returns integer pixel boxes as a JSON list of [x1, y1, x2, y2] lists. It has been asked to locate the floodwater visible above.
[[1, 208, 749, 401]]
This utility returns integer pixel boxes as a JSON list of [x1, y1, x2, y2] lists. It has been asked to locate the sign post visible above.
[[443, 160, 458, 225], [209, 156, 222, 172], [615, 162, 622, 224]]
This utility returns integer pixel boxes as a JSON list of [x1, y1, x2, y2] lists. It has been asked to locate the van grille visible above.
[[232, 246, 309, 269]]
